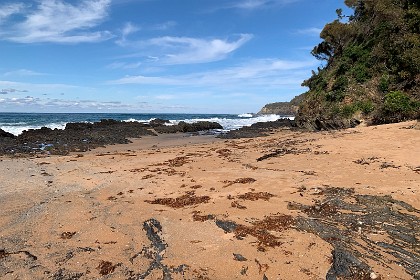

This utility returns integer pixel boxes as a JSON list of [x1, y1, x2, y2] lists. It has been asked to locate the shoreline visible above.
[[0, 120, 418, 279], [0, 117, 296, 156], [86, 133, 224, 155]]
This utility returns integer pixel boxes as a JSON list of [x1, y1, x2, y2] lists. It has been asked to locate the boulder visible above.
[[295, 117, 360, 131], [0, 128, 15, 138], [149, 118, 170, 127], [65, 122, 93, 130]]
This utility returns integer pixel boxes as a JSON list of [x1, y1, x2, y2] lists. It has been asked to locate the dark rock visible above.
[[215, 220, 238, 233], [0, 118, 225, 155], [293, 187, 420, 279], [65, 122, 93, 130], [220, 118, 296, 139], [0, 128, 15, 138], [96, 119, 121, 126], [130, 219, 188, 280], [0, 120, 156, 155], [154, 121, 223, 134], [178, 121, 223, 132], [326, 248, 371, 280], [233, 253, 247, 261], [52, 268, 84, 280], [295, 117, 360, 131], [149, 118, 170, 127]]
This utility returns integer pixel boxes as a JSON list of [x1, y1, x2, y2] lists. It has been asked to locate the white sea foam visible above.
[[121, 114, 288, 130], [170, 114, 286, 130], [238, 113, 253, 118], [1, 114, 291, 136], [1, 123, 67, 136]]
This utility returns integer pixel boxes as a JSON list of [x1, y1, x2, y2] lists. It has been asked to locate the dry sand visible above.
[[0, 121, 419, 279]]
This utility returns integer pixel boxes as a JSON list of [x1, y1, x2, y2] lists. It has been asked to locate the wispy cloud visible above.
[[0, 80, 91, 94], [228, 0, 299, 10], [0, 3, 26, 22], [0, 88, 28, 94], [0, 80, 154, 112], [116, 22, 140, 46], [125, 34, 253, 65], [0, 95, 146, 111], [0, 0, 112, 43], [3, 69, 45, 77], [106, 61, 142, 70], [109, 58, 317, 88], [295, 27, 322, 36], [151, 21, 177, 31]]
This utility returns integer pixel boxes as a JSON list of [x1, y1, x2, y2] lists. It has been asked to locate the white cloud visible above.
[[155, 94, 177, 100], [122, 22, 140, 37], [0, 0, 112, 43], [109, 58, 317, 89], [229, 0, 299, 10], [0, 88, 28, 94], [116, 22, 140, 46], [3, 69, 45, 77], [0, 80, 92, 95], [234, 0, 269, 9], [295, 27, 322, 36], [106, 61, 142, 69], [0, 95, 146, 111], [0, 3, 26, 21], [143, 34, 253, 64], [151, 21, 177, 31]]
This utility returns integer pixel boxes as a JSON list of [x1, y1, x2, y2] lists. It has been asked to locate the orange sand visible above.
[[0, 121, 418, 279]]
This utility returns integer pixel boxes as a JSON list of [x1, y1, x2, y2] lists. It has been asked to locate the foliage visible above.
[[297, 0, 420, 124], [356, 100, 375, 115], [381, 91, 419, 120], [378, 74, 390, 92]]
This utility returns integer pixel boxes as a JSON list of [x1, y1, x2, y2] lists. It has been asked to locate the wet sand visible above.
[[0, 121, 419, 279]]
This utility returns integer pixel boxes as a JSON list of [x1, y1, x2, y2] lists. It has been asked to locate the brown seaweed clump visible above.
[[216, 215, 295, 251], [236, 192, 275, 201], [146, 192, 210, 208], [97, 261, 116, 276], [223, 177, 256, 187]]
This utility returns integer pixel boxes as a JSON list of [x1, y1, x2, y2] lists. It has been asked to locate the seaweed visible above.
[[145, 192, 210, 208]]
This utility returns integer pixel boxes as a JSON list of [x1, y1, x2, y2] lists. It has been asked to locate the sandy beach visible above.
[[0, 121, 419, 279]]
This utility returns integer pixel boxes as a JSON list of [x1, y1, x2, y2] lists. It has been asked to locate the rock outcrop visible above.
[[0, 119, 223, 156], [154, 121, 223, 134], [258, 102, 297, 116], [0, 129, 16, 139], [258, 94, 305, 116], [220, 118, 296, 139], [295, 117, 361, 131]]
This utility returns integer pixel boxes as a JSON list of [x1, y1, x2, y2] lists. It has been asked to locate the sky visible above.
[[0, 0, 349, 114]]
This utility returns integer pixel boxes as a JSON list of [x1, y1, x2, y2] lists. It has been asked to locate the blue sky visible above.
[[0, 0, 348, 113]]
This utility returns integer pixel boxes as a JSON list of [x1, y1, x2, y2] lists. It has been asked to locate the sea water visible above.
[[0, 112, 292, 136]]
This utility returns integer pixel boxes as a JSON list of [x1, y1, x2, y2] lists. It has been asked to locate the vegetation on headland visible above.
[[257, 94, 305, 115], [295, 0, 419, 126]]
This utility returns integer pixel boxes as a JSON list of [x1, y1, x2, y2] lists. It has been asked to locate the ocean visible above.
[[0, 112, 289, 136]]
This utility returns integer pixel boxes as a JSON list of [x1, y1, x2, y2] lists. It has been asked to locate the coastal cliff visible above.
[[258, 102, 297, 116], [262, 0, 420, 129], [258, 94, 305, 116]]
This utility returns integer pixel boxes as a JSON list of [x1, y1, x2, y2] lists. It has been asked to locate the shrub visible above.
[[383, 91, 416, 113], [356, 100, 375, 115], [326, 91, 345, 102], [352, 64, 371, 83], [332, 76, 348, 92], [341, 104, 358, 118], [375, 91, 420, 123], [378, 74, 390, 92]]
